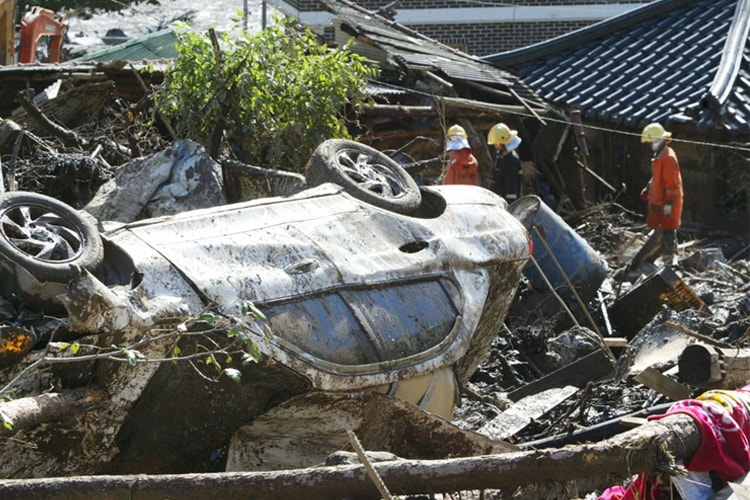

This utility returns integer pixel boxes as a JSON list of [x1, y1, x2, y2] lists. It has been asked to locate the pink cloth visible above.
[[597, 385, 750, 500]]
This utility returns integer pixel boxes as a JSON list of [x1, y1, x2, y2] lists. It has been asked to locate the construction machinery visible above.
[[0, 0, 67, 65]]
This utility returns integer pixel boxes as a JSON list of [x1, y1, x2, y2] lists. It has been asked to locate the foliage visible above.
[[0, 303, 268, 400], [156, 18, 377, 171]]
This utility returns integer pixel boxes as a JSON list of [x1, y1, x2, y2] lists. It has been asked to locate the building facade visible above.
[[273, 0, 652, 56]]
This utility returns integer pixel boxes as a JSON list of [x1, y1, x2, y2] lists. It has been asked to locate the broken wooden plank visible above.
[[667, 321, 732, 348], [634, 367, 693, 401], [508, 349, 614, 402], [226, 391, 517, 471], [478, 385, 578, 441], [432, 95, 529, 115], [0, 412, 701, 499], [364, 104, 434, 116]]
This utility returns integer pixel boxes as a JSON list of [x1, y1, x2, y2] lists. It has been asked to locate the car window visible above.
[[261, 278, 459, 369]]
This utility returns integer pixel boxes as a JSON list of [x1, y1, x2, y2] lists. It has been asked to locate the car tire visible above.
[[306, 139, 422, 215], [0, 191, 104, 288]]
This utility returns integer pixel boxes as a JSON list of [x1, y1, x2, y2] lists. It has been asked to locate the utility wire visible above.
[[369, 79, 750, 156]]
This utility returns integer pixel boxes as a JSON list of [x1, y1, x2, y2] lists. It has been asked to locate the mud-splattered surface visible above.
[[1, 83, 748, 497], [455, 202, 749, 450]]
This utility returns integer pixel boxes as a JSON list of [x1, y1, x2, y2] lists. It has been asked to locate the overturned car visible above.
[[0, 140, 530, 477]]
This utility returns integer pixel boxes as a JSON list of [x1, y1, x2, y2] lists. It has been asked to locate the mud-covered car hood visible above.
[[106, 183, 530, 390]]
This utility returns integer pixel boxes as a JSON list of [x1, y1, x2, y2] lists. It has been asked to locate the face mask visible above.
[[446, 136, 470, 152], [506, 136, 522, 152]]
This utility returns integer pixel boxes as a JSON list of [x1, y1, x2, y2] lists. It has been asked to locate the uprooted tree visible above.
[[156, 18, 378, 170]]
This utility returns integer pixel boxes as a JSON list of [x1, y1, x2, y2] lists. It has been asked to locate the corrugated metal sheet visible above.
[[322, 0, 544, 106], [71, 28, 180, 62], [484, 0, 750, 136]]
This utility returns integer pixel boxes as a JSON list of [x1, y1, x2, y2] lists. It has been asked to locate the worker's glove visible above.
[[664, 204, 672, 216], [650, 204, 662, 213], [640, 186, 649, 201]]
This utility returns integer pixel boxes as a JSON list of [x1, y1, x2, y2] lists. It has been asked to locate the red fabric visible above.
[[659, 389, 750, 480], [598, 476, 665, 500], [442, 149, 479, 186], [646, 145, 683, 230], [597, 385, 750, 500]]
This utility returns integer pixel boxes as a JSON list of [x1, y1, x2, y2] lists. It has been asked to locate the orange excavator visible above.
[[0, 0, 67, 65]]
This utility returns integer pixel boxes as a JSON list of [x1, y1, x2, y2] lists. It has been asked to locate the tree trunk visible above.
[[0, 413, 700, 499], [0, 387, 107, 436]]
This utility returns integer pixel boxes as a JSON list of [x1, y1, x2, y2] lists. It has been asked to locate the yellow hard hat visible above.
[[487, 123, 517, 145], [446, 124, 467, 138], [641, 122, 672, 143]]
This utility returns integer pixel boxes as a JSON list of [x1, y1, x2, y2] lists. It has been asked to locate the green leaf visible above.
[[0, 409, 12, 431], [223, 368, 242, 382], [241, 351, 260, 365], [171, 346, 182, 358], [121, 349, 143, 366], [244, 302, 266, 321], [49, 342, 70, 351]]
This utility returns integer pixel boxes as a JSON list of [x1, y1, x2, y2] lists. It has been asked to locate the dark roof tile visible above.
[[484, 0, 750, 136]]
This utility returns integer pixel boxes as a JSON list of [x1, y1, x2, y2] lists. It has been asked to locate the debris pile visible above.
[[0, 64, 749, 499], [454, 199, 750, 496]]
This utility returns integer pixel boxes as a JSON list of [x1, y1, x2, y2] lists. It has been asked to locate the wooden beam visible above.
[[363, 104, 434, 116], [634, 367, 693, 401], [508, 349, 614, 402], [0, 413, 701, 499], [432, 95, 529, 116]]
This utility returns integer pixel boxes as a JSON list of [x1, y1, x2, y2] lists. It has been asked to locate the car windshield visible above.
[[260, 277, 460, 372]]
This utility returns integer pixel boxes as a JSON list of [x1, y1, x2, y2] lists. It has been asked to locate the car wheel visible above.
[[0, 192, 104, 288], [306, 139, 422, 215]]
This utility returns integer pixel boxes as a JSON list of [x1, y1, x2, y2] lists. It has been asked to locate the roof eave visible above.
[[483, 0, 699, 67]]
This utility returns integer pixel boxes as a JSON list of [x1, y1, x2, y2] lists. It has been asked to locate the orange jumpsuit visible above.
[[442, 149, 479, 186], [645, 145, 683, 231]]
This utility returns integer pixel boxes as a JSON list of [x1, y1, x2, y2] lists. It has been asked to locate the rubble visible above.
[[0, 42, 748, 500]]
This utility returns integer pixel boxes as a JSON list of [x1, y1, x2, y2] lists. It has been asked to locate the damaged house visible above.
[[484, 0, 750, 232], [322, 0, 597, 212]]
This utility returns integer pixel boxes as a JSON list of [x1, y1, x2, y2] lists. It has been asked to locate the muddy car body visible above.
[[0, 140, 530, 475]]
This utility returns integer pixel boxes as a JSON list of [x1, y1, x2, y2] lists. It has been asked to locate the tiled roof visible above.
[[321, 0, 545, 108], [484, 0, 750, 136]]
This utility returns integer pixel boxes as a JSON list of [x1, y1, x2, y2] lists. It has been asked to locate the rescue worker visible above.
[[487, 123, 522, 202], [441, 124, 480, 186], [640, 122, 683, 266]]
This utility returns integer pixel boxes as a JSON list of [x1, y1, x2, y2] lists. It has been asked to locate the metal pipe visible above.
[[527, 254, 580, 328], [531, 225, 603, 338]]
